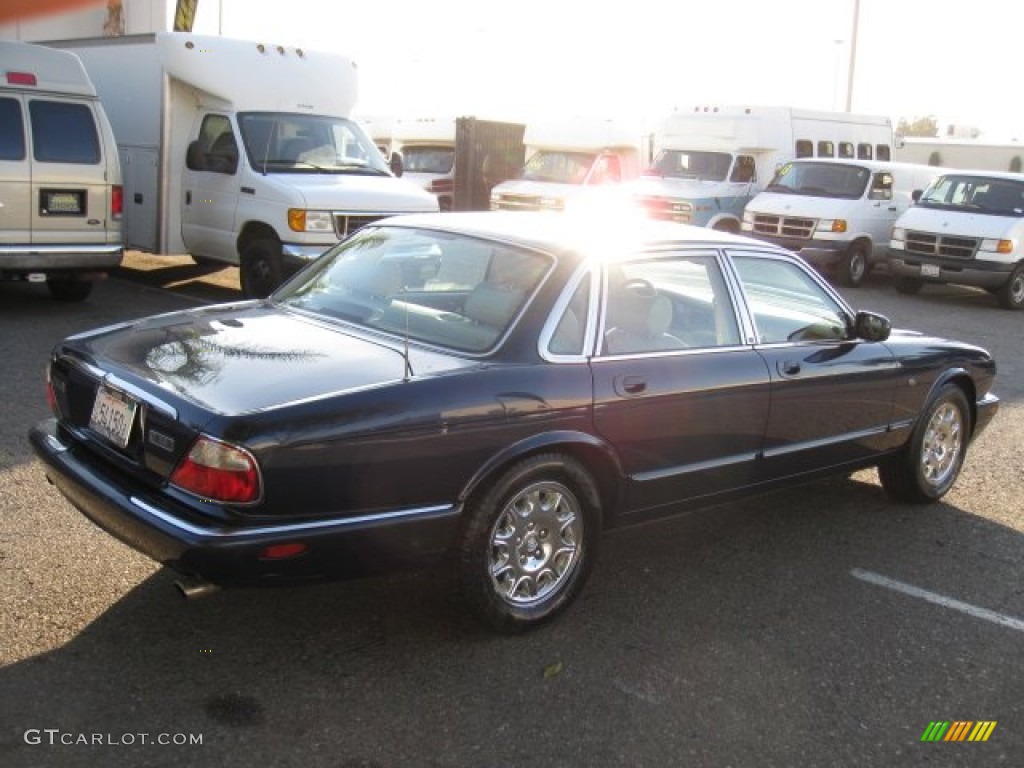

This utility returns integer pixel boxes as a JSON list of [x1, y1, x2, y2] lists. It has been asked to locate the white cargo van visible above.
[[489, 118, 640, 213], [630, 105, 894, 234], [59, 32, 438, 298], [741, 159, 943, 286], [888, 170, 1024, 309], [0, 39, 122, 301]]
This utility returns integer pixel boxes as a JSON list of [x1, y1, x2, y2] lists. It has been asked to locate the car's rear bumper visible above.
[[29, 419, 460, 587], [0, 244, 123, 273]]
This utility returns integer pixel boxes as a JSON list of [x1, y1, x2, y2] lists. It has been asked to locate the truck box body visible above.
[[630, 105, 894, 233], [56, 32, 438, 296]]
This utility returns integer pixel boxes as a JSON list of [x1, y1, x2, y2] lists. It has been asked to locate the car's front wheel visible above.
[[459, 453, 600, 632], [894, 276, 924, 295], [995, 263, 1024, 310], [878, 383, 970, 503], [838, 242, 870, 287], [240, 238, 283, 299]]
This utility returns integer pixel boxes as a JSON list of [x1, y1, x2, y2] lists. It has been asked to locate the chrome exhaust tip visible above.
[[174, 576, 220, 600]]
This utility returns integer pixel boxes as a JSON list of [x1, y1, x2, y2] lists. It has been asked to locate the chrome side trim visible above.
[[761, 425, 890, 459], [129, 496, 456, 539]]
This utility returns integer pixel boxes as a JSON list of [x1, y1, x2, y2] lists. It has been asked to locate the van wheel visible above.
[[47, 279, 93, 302], [838, 243, 870, 287], [995, 264, 1024, 310], [240, 239, 283, 299], [878, 383, 970, 503], [458, 453, 600, 633], [894, 276, 924, 295]]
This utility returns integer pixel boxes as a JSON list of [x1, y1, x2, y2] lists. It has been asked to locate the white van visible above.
[[888, 170, 1024, 309], [741, 159, 942, 287], [0, 40, 122, 301]]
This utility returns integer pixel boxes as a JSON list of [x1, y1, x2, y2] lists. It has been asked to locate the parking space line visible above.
[[851, 568, 1024, 634]]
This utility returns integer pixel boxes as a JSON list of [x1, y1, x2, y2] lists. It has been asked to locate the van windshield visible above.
[[765, 162, 869, 199], [645, 150, 732, 181], [917, 175, 1024, 216], [521, 150, 596, 184], [238, 112, 391, 175], [402, 145, 455, 174]]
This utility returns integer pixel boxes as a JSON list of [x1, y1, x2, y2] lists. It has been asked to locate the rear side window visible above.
[[29, 100, 100, 164], [0, 98, 26, 160]]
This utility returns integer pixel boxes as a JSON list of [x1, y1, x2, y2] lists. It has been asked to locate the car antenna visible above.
[[402, 287, 413, 381]]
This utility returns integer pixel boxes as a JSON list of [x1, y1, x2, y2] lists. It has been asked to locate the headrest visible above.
[[464, 283, 524, 327]]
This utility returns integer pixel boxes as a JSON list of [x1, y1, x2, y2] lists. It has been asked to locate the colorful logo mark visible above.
[[921, 721, 997, 742]]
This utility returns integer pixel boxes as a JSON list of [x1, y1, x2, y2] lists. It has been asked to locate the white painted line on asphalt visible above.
[[851, 568, 1024, 634]]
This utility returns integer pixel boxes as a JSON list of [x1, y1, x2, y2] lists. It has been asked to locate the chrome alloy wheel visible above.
[[488, 481, 582, 606], [920, 401, 964, 489]]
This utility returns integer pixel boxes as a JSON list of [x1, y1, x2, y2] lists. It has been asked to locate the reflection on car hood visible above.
[[65, 303, 472, 415]]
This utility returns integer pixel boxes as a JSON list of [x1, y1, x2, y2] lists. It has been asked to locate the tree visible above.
[[897, 115, 939, 137]]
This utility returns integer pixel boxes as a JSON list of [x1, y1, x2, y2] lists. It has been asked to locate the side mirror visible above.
[[854, 310, 891, 342], [389, 151, 404, 178], [911, 189, 923, 203]]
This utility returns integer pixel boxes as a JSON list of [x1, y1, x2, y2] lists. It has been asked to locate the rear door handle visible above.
[[615, 375, 648, 396]]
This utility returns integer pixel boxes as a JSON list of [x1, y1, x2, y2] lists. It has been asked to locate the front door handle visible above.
[[185, 190, 192, 205], [615, 375, 648, 396], [778, 360, 801, 376]]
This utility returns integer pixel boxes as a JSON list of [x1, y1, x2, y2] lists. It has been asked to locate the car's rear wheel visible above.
[[459, 453, 600, 632], [878, 383, 970, 503], [995, 263, 1024, 310], [240, 238, 283, 299], [47, 278, 92, 302], [838, 242, 870, 287], [894, 276, 924, 295]]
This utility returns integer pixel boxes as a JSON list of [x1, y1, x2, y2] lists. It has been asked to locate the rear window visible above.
[[29, 100, 100, 164], [0, 98, 26, 160]]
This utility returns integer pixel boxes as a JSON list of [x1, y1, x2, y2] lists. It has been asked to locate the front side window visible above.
[[601, 253, 740, 355], [766, 162, 870, 199], [646, 149, 732, 182], [189, 114, 238, 174], [868, 172, 893, 201], [276, 227, 551, 353], [731, 254, 849, 344], [29, 100, 99, 164], [0, 97, 25, 160], [918, 175, 1024, 216]]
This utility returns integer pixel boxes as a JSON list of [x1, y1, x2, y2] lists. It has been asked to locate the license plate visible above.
[[921, 264, 941, 278], [41, 189, 85, 216], [89, 386, 138, 448]]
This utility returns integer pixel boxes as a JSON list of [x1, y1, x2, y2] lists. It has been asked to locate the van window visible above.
[[29, 100, 100, 164], [190, 114, 238, 174], [817, 141, 834, 158], [868, 172, 893, 200], [876, 144, 891, 161], [856, 143, 872, 160], [795, 140, 813, 158], [839, 142, 854, 159], [0, 98, 26, 161]]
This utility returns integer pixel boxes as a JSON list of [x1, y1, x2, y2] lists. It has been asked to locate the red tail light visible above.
[[170, 436, 261, 504], [111, 185, 123, 220]]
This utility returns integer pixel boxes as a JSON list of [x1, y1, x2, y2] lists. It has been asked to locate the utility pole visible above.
[[845, 0, 860, 112]]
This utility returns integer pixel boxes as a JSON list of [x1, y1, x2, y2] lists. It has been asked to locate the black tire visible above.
[[190, 255, 221, 268], [459, 453, 601, 632], [47, 279, 92, 302], [712, 220, 739, 234], [894, 276, 924, 295], [837, 242, 870, 287], [995, 263, 1024, 310], [239, 238, 283, 299], [878, 383, 971, 504]]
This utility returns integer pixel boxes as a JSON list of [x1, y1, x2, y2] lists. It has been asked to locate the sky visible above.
[[171, 0, 1019, 141]]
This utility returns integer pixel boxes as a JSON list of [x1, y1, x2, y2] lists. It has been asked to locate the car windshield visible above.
[[917, 175, 1024, 216], [645, 150, 732, 181], [521, 150, 596, 184], [275, 226, 552, 353], [238, 112, 391, 175], [765, 162, 870, 199], [402, 145, 455, 174]]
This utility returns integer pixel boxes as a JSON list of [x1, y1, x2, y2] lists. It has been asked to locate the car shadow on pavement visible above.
[[1, 471, 1022, 766]]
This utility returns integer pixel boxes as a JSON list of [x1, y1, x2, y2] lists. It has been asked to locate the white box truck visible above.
[[390, 116, 457, 211], [630, 105, 894, 234], [741, 159, 944, 286], [489, 118, 641, 213], [57, 32, 438, 297], [888, 170, 1024, 309], [0, 39, 122, 302]]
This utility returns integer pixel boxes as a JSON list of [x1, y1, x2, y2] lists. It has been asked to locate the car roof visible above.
[[377, 211, 778, 260]]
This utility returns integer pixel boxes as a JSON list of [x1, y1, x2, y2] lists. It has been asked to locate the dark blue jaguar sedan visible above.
[[30, 212, 999, 631]]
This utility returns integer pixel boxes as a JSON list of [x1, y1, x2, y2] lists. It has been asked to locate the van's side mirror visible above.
[[389, 151, 404, 178], [185, 140, 206, 171], [911, 189, 923, 203], [853, 310, 891, 342]]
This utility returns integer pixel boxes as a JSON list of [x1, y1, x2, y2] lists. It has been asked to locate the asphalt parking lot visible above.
[[1, 255, 1022, 767]]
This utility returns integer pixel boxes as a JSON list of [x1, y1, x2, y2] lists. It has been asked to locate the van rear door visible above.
[[0, 95, 32, 244], [26, 96, 112, 247]]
